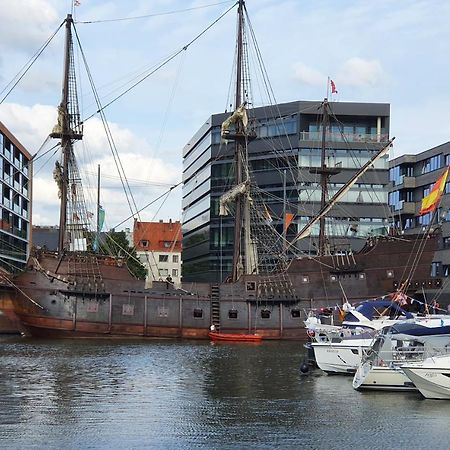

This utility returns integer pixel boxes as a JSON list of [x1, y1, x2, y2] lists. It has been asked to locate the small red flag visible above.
[[330, 79, 338, 94], [284, 212, 295, 231]]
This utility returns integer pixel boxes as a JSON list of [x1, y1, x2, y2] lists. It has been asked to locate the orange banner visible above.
[[284, 212, 295, 231]]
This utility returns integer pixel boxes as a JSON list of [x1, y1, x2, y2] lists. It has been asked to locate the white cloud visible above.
[[0, 102, 57, 152], [0, 0, 59, 53], [0, 101, 181, 227], [337, 57, 385, 87], [292, 63, 326, 86]]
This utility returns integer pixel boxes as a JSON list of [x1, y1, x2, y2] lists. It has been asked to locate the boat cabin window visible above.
[[246, 281, 256, 291], [193, 308, 203, 318], [291, 309, 301, 318], [228, 309, 238, 319], [261, 309, 271, 319]]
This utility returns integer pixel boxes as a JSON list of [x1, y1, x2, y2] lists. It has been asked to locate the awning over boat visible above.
[[345, 300, 414, 322]]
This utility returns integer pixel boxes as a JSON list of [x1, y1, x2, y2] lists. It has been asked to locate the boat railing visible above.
[[367, 345, 450, 367]]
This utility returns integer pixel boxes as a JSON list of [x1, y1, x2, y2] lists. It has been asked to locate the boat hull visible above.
[[312, 340, 372, 373], [402, 358, 450, 399], [10, 231, 441, 340], [353, 364, 416, 391], [208, 331, 262, 342], [11, 253, 308, 340]]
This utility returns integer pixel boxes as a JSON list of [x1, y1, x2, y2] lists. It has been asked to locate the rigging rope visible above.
[[76, 1, 235, 24], [0, 21, 65, 104], [80, 2, 238, 123]]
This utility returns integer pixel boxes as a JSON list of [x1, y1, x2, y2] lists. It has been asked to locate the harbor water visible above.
[[0, 336, 449, 449]]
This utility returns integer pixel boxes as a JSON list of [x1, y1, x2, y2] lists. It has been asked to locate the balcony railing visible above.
[[392, 200, 416, 215], [300, 131, 389, 143]]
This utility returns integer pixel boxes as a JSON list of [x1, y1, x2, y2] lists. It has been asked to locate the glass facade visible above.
[[0, 125, 31, 272], [182, 101, 390, 282], [422, 154, 442, 174]]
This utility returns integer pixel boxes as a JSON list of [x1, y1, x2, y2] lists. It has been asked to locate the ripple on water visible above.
[[0, 337, 449, 449]]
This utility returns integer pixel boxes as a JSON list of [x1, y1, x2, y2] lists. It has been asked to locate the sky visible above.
[[1, 0, 450, 230]]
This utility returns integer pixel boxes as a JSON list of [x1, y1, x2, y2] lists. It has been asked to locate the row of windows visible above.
[[258, 117, 297, 138], [183, 195, 210, 225], [158, 254, 179, 263], [183, 133, 212, 173], [422, 154, 443, 174], [389, 165, 414, 185], [391, 153, 450, 183], [307, 122, 383, 136], [390, 181, 450, 210], [299, 148, 387, 170], [158, 268, 179, 277], [301, 187, 387, 204], [0, 133, 29, 175], [192, 308, 302, 320]]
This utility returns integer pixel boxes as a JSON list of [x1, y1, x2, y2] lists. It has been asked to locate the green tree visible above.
[[100, 230, 146, 280]]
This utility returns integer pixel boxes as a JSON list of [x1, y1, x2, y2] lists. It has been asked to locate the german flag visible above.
[[419, 166, 450, 215]]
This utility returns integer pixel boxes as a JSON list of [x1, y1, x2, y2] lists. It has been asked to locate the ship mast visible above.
[[50, 14, 83, 252], [231, 0, 245, 282], [291, 137, 395, 249], [313, 99, 340, 256]]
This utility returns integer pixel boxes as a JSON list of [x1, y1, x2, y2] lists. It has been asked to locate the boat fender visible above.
[[306, 329, 315, 338], [300, 361, 310, 374]]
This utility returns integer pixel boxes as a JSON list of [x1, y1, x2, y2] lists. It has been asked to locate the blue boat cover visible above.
[[386, 321, 450, 337], [345, 300, 414, 322]]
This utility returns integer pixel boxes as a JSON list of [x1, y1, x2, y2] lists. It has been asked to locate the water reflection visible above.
[[0, 336, 449, 449]]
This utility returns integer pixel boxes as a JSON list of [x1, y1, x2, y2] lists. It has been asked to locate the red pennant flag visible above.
[[330, 79, 338, 94], [284, 213, 295, 231]]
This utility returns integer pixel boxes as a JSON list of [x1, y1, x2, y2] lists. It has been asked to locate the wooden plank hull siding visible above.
[[0, 291, 22, 334], [11, 233, 440, 340]]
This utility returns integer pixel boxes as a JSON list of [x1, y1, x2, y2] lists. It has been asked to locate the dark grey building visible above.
[[389, 143, 450, 282], [0, 121, 31, 273], [32, 225, 59, 252], [182, 100, 390, 282]]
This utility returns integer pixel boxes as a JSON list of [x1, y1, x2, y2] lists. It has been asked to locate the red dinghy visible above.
[[208, 332, 262, 342]]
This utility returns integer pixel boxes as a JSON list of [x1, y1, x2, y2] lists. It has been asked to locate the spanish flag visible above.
[[419, 166, 450, 215]]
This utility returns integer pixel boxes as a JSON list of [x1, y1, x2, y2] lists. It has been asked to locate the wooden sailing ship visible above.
[[9, 1, 440, 339]]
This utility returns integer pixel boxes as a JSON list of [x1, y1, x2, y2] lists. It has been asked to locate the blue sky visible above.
[[1, 0, 450, 229]]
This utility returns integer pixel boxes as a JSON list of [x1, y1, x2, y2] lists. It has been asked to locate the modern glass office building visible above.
[[0, 121, 31, 273], [389, 142, 450, 280], [182, 100, 390, 282]]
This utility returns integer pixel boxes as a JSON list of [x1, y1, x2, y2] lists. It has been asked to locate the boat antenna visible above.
[[50, 14, 83, 252]]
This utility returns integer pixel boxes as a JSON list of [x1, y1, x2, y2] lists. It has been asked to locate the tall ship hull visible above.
[[11, 232, 439, 340]]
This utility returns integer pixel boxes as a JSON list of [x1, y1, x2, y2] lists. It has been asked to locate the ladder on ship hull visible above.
[[210, 284, 220, 331]]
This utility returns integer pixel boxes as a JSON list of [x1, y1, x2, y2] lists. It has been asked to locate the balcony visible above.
[[299, 131, 389, 143], [392, 175, 416, 188], [393, 200, 416, 215]]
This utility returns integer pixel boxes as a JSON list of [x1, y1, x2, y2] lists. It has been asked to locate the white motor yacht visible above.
[[402, 355, 450, 399], [353, 323, 450, 391], [312, 333, 375, 374]]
